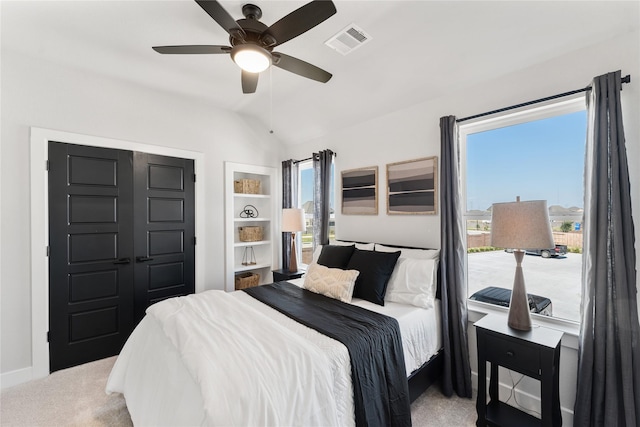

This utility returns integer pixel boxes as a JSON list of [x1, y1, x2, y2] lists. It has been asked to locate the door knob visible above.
[[136, 256, 154, 263], [113, 258, 131, 265]]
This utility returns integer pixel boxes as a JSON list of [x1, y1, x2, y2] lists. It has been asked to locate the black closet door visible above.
[[132, 153, 195, 322], [49, 143, 196, 372], [48, 142, 135, 372]]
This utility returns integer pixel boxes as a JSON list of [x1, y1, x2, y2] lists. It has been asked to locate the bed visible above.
[[106, 242, 444, 426]]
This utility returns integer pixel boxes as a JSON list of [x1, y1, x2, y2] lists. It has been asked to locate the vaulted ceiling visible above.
[[2, 1, 638, 145]]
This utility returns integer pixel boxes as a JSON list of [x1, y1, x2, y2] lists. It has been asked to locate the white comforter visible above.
[[107, 290, 349, 426], [107, 285, 441, 426]]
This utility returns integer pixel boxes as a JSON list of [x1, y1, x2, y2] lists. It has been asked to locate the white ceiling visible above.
[[2, 1, 638, 145]]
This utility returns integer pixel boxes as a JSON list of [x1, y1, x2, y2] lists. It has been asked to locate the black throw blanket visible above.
[[244, 281, 411, 427]]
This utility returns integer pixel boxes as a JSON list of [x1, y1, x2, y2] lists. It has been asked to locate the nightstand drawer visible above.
[[485, 333, 540, 377]]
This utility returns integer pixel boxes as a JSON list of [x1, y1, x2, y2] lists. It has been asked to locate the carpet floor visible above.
[[1, 356, 476, 426]]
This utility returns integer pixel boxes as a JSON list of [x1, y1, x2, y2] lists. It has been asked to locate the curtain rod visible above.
[[292, 151, 337, 164], [457, 74, 631, 123]]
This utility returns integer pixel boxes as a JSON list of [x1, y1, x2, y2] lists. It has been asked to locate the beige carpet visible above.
[[1, 356, 476, 426]]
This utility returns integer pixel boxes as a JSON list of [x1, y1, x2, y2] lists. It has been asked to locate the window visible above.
[[297, 160, 335, 266], [461, 97, 586, 323]]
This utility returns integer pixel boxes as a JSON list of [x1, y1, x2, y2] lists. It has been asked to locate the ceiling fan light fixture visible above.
[[231, 44, 272, 73]]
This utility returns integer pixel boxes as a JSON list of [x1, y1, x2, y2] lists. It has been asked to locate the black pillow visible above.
[[347, 249, 401, 305], [317, 244, 356, 269]]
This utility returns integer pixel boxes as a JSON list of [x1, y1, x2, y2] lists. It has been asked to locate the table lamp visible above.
[[282, 208, 305, 272], [490, 197, 554, 331]]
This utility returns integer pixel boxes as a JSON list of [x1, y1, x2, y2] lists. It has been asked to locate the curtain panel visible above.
[[439, 116, 473, 398], [313, 150, 334, 250], [574, 70, 640, 426], [281, 160, 297, 269]]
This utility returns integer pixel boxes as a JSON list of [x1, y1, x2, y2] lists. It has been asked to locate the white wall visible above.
[[0, 50, 284, 377], [285, 30, 640, 425]]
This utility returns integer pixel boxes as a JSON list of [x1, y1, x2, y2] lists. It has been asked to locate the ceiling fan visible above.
[[153, 0, 337, 94]]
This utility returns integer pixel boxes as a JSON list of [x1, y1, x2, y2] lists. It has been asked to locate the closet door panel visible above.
[[48, 142, 135, 372], [133, 152, 195, 322]]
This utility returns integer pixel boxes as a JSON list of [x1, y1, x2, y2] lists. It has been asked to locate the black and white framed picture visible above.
[[341, 166, 378, 215], [386, 156, 437, 215]]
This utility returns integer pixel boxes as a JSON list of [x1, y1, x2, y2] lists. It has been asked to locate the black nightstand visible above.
[[272, 269, 305, 282], [475, 314, 563, 427]]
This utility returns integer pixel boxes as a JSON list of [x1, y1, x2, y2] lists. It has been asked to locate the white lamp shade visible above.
[[282, 208, 305, 233], [491, 199, 554, 250]]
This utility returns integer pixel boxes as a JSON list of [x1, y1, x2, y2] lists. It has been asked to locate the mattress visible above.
[[106, 282, 441, 426]]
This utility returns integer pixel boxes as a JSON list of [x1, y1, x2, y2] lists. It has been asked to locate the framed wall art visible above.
[[341, 166, 378, 215], [387, 156, 437, 215]]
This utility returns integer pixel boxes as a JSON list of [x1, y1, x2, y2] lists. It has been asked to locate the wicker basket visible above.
[[239, 226, 264, 242], [235, 272, 260, 290], [234, 179, 261, 194]]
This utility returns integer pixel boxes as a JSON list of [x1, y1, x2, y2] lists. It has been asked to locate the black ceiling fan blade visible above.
[[241, 70, 259, 94], [152, 45, 231, 54], [263, 0, 336, 47], [272, 53, 332, 83], [195, 0, 245, 37]]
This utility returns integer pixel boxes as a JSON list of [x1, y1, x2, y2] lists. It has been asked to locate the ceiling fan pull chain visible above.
[[269, 67, 274, 134]]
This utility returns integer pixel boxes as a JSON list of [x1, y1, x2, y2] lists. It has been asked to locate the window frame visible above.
[[296, 158, 336, 269], [296, 160, 313, 268], [459, 95, 586, 341]]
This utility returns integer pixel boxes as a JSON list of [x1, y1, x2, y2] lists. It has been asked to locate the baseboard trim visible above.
[[1, 366, 33, 390], [471, 371, 574, 425]]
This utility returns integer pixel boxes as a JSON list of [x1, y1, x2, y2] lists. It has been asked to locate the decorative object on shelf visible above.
[[490, 197, 554, 331], [341, 166, 378, 215], [282, 208, 306, 272], [242, 246, 257, 266], [234, 179, 261, 194], [239, 226, 264, 242], [239, 204, 259, 218], [235, 272, 260, 290], [387, 156, 438, 215]]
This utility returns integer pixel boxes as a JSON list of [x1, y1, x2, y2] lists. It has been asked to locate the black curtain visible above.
[[574, 70, 640, 426], [439, 116, 473, 398], [281, 160, 297, 269], [313, 150, 334, 249]]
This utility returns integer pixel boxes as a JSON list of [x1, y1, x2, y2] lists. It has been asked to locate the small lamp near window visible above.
[[282, 208, 306, 272], [491, 197, 554, 331]]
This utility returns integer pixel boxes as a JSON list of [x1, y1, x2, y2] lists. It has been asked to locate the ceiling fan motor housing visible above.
[[231, 4, 277, 49]]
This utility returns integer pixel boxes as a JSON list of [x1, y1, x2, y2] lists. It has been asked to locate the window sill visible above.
[[468, 299, 580, 350]]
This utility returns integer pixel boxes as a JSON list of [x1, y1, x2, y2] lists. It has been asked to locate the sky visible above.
[[301, 167, 313, 204], [466, 110, 587, 211]]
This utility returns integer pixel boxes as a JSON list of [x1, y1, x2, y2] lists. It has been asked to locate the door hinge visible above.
[[46, 246, 50, 257], [45, 160, 50, 171], [193, 173, 196, 183], [47, 331, 50, 342], [193, 237, 197, 245]]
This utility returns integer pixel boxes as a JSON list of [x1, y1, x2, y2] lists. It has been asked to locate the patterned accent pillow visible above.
[[303, 263, 360, 303]]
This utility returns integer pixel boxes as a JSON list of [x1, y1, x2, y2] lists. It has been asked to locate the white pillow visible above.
[[375, 244, 440, 260], [331, 240, 375, 251], [384, 258, 438, 309], [303, 263, 360, 303]]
